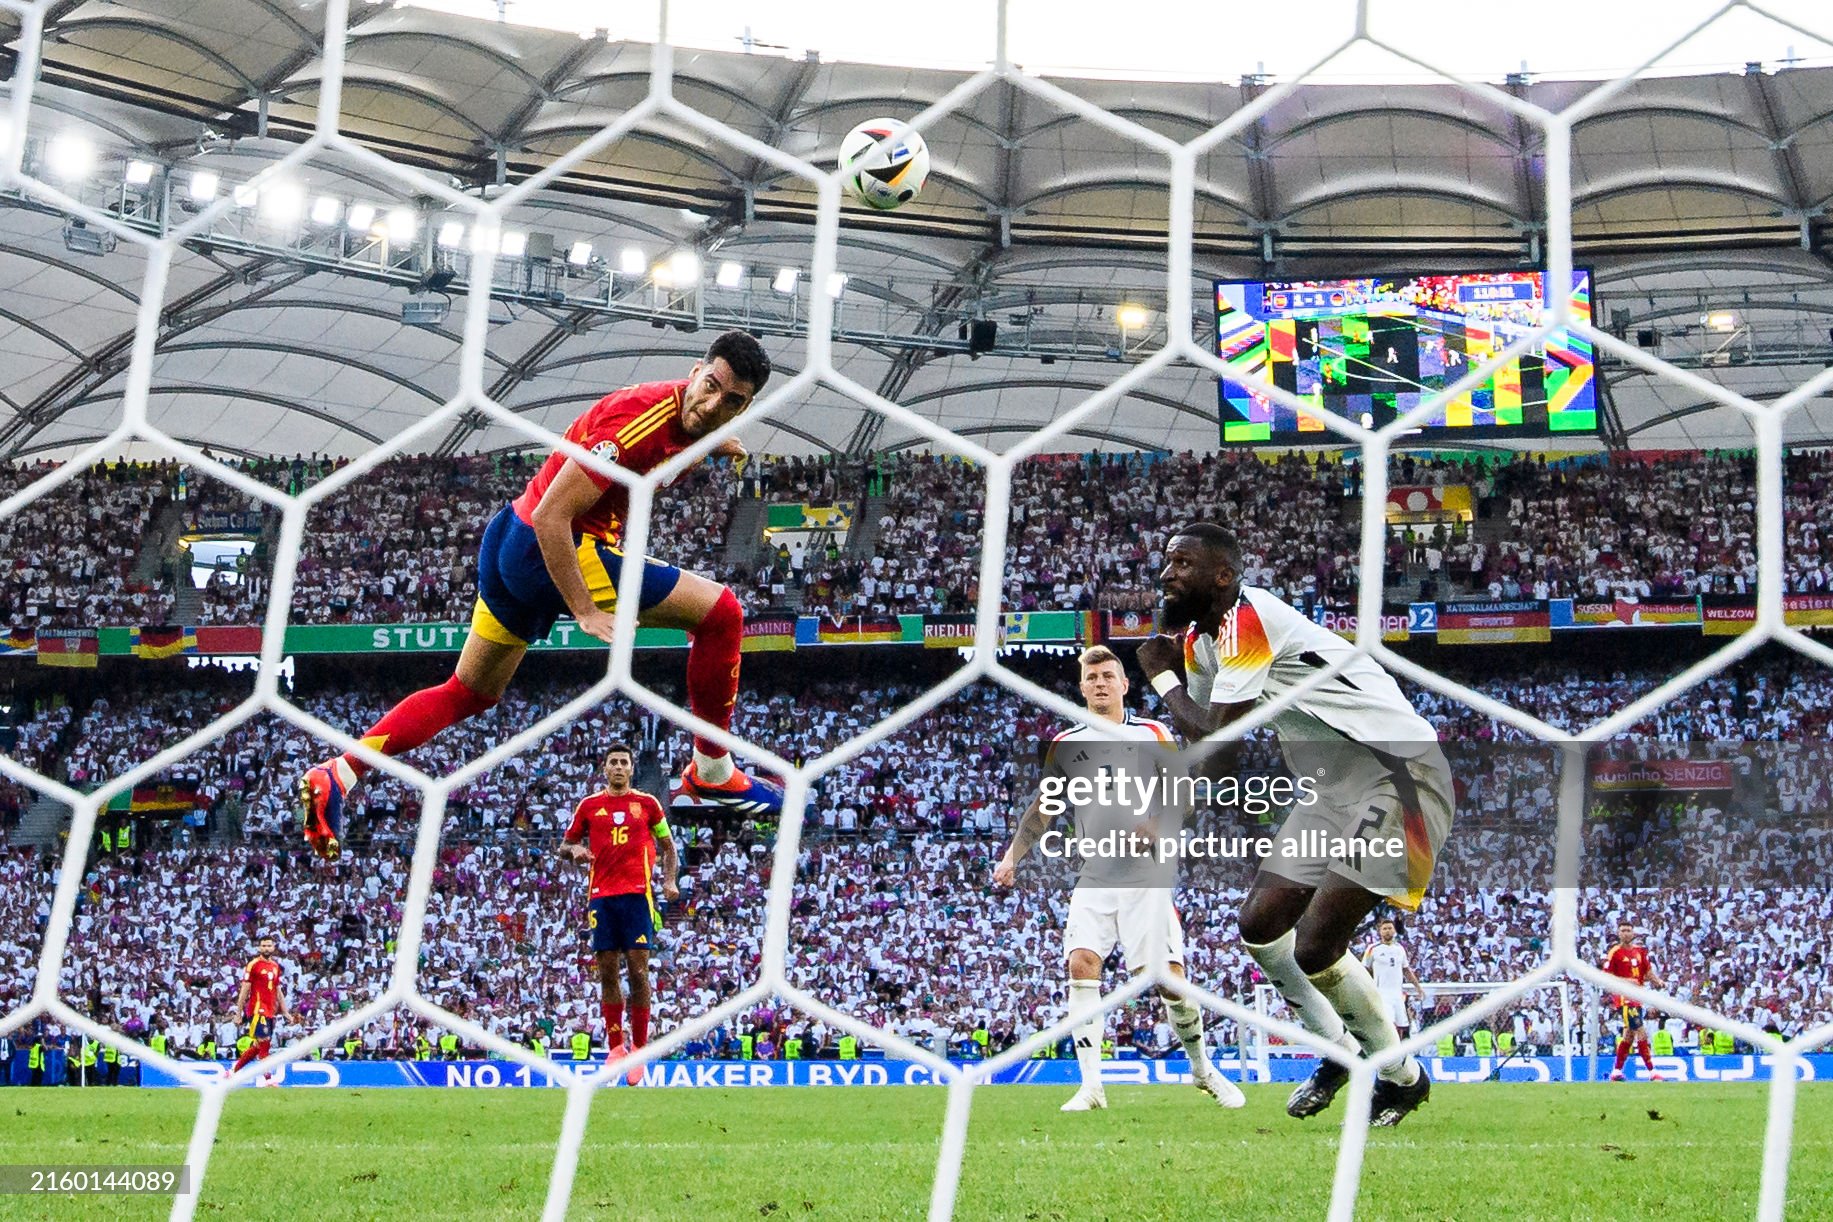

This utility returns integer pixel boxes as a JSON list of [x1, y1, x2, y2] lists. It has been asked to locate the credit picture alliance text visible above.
[[1037, 827, 1408, 864]]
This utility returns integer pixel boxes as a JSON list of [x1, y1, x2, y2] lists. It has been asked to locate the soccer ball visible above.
[[839, 119, 930, 210]]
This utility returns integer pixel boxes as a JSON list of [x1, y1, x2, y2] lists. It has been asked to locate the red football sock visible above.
[[1638, 1041, 1655, 1069], [231, 1047, 256, 1073], [343, 675, 497, 779], [630, 1006, 651, 1049], [601, 1000, 626, 1049], [1613, 1039, 1630, 1071], [685, 587, 743, 759]]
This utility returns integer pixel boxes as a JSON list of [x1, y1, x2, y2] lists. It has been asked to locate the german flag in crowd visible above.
[[35, 629, 98, 668], [131, 625, 198, 659], [740, 616, 797, 653], [0, 628, 35, 656]]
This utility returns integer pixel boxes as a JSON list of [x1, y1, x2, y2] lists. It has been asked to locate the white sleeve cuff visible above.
[[1151, 671, 1182, 697]]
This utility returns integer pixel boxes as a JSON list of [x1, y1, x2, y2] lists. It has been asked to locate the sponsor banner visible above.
[[1104, 609, 1158, 639], [135, 1054, 1832, 1089], [1591, 758, 1735, 792], [1436, 599, 1550, 645], [1385, 485, 1472, 517], [923, 614, 978, 650], [35, 628, 98, 668], [1408, 602, 1438, 634], [131, 625, 198, 659], [739, 616, 797, 654], [1562, 598, 1700, 629], [286, 623, 690, 654], [1311, 606, 1410, 642], [0, 628, 35, 656], [1700, 595, 1833, 636]]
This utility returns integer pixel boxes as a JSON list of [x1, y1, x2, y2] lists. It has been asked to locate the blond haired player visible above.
[[993, 645, 1245, 1113]]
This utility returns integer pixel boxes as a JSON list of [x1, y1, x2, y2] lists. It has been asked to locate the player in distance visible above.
[[228, 935, 293, 1076], [1136, 522, 1454, 1127], [1603, 921, 1664, 1081], [561, 743, 679, 1081], [298, 332, 783, 861], [1362, 918, 1428, 1042], [993, 644, 1246, 1113]]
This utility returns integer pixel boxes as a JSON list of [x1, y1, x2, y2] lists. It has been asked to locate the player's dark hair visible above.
[[1174, 521, 1241, 563], [705, 330, 771, 392], [603, 743, 635, 765]]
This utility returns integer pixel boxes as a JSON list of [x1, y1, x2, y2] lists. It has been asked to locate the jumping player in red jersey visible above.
[[298, 331, 783, 860], [229, 935, 293, 1074], [561, 743, 679, 1077], [1604, 920, 1664, 1081]]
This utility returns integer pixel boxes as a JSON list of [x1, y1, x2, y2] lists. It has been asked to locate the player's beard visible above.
[[1161, 586, 1202, 629]]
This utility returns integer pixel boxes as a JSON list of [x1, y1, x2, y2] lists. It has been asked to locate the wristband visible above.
[[1151, 672, 1182, 697]]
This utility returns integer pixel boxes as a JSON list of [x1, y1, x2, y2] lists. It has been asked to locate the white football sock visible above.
[[1068, 979, 1104, 1091], [1307, 953, 1419, 1086], [1164, 994, 1210, 1072], [1244, 930, 1359, 1054], [693, 749, 734, 785]]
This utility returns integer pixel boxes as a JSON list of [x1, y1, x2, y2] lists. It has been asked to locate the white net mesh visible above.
[[0, 1, 1830, 1219]]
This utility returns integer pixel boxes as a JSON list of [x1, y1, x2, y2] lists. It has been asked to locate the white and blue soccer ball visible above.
[[839, 119, 930, 211]]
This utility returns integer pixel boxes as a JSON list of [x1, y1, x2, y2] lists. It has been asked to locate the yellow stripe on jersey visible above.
[[614, 399, 674, 444], [617, 397, 678, 447]]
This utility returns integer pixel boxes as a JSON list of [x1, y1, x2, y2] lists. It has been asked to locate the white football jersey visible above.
[[1365, 941, 1409, 993], [1050, 711, 1175, 746], [1182, 585, 1438, 756]]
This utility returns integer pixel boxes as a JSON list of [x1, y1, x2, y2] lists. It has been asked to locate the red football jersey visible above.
[[564, 789, 669, 900], [243, 957, 281, 1019], [510, 380, 693, 542], [1605, 944, 1652, 1003]]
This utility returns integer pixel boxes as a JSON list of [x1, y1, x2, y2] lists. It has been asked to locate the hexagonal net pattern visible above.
[[2, 1, 1831, 1219]]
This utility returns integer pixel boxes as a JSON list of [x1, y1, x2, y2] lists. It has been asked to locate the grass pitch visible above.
[[2, 1082, 1827, 1220]]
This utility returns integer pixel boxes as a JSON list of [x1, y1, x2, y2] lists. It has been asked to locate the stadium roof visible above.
[[3, 0, 1833, 461]]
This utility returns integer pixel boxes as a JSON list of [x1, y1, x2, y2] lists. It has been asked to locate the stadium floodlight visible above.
[[346, 202, 376, 232], [401, 297, 450, 326], [1705, 311, 1738, 332], [232, 181, 258, 208], [188, 170, 219, 201], [310, 195, 342, 226], [617, 246, 645, 275], [124, 160, 156, 186], [499, 230, 528, 258], [1116, 303, 1150, 330], [436, 220, 464, 249], [568, 240, 594, 267], [772, 267, 799, 294], [385, 208, 416, 243], [60, 218, 116, 256], [651, 261, 674, 287], [670, 250, 702, 283], [826, 272, 849, 299], [46, 133, 95, 180], [259, 181, 306, 224], [716, 260, 744, 288]]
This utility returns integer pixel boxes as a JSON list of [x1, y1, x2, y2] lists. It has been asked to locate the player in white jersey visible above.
[[993, 645, 1246, 1114], [1136, 523, 1454, 1127], [1362, 919, 1427, 1039]]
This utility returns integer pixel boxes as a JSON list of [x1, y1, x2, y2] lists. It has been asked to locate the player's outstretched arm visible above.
[[231, 973, 250, 1019], [993, 794, 1049, 887], [530, 460, 623, 643]]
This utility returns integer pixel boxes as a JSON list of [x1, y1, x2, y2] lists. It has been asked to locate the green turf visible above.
[[0, 1083, 1826, 1220]]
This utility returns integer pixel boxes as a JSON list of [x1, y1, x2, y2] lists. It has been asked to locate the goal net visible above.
[[0, 2, 1828, 1221]]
